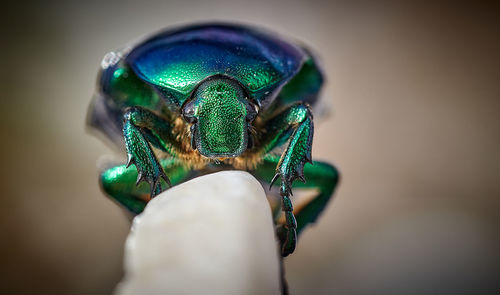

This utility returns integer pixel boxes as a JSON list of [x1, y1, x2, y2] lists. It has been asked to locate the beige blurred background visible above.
[[1, 0, 499, 294]]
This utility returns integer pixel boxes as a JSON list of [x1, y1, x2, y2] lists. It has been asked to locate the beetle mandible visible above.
[[88, 23, 339, 256]]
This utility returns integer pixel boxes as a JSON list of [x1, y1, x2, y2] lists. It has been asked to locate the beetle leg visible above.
[[101, 158, 191, 214], [252, 155, 339, 236], [252, 102, 317, 256], [123, 106, 184, 197]]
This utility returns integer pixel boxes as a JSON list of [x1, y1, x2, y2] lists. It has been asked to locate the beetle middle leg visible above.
[[123, 106, 185, 197], [101, 158, 191, 214]]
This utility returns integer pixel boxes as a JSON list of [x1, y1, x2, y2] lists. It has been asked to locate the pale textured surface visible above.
[[115, 171, 281, 295]]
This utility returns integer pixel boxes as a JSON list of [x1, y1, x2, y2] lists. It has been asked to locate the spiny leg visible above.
[[252, 155, 339, 235], [253, 102, 314, 256], [101, 158, 191, 214], [123, 106, 184, 197]]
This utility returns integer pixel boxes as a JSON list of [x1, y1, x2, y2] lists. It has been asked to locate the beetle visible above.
[[88, 23, 339, 257]]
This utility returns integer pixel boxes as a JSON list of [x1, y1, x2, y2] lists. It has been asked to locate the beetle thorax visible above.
[[182, 77, 254, 158]]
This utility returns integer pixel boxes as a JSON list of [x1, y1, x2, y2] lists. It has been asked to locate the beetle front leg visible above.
[[123, 106, 183, 197], [252, 155, 339, 235], [254, 102, 314, 256]]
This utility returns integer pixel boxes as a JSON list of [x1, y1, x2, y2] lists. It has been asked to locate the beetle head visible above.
[[182, 76, 258, 158]]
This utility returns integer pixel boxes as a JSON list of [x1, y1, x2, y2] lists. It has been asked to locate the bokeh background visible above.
[[2, 0, 499, 294]]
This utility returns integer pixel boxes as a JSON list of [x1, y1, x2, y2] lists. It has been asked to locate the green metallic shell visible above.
[[88, 23, 324, 147], [126, 23, 306, 109]]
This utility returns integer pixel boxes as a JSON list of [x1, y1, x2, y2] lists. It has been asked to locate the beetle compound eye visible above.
[[183, 113, 197, 124], [182, 101, 197, 124], [183, 114, 197, 124], [252, 102, 259, 113], [246, 102, 259, 122]]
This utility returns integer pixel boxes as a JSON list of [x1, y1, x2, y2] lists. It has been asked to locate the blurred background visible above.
[[1, 0, 499, 294]]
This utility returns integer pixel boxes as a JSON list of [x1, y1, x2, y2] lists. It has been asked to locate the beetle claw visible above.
[[136, 172, 144, 186], [150, 180, 160, 198], [126, 154, 134, 168], [269, 173, 280, 190], [161, 171, 171, 187]]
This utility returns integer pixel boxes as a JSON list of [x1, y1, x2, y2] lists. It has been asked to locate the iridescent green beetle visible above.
[[88, 23, 339, 257]]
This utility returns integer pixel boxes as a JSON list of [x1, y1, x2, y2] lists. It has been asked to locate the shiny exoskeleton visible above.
[[88, 23, 339, 257]]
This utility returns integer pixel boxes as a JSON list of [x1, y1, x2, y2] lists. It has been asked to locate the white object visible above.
[[116, 171, 281, 295]]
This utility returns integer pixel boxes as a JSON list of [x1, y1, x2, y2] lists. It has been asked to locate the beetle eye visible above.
[[182, 101, 197, 123], [246, 101, 258, 122], [183, 114, 197, 124]]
